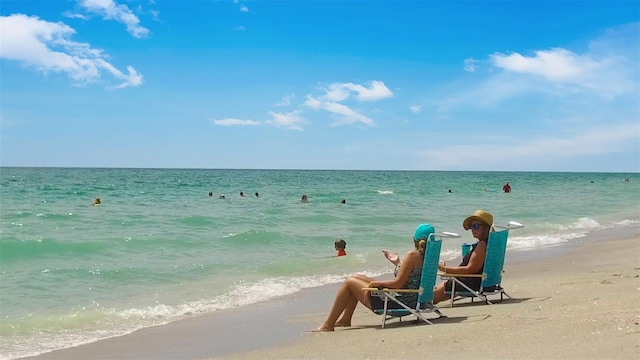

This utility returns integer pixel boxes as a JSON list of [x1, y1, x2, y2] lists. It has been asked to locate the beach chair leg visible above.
[[450, 282, 456, 308], [382, 296, 389, 329]]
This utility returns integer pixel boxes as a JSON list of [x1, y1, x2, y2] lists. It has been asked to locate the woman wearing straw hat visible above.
[[432, 209, 494, 304]]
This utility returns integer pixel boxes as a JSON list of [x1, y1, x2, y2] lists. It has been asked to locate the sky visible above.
[[1, 0, 639, 172]]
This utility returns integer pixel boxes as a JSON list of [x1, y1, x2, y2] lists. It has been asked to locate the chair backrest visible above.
[[417, 234, 443, 304], [481, 229, 510, 288]]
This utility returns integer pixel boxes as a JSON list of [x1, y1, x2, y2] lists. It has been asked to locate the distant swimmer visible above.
[[301, 194, 309, 202], [335, 239, 347, 257], [240, 191, 245, 197], [208, 192, 213, 197], [448, 189, 452, 193], [502, 182, 511, 193], [92, 197, 101, 206], [340, 198, 346, 204], [219, 194, 226, 199], [255, 192, 259, 197]]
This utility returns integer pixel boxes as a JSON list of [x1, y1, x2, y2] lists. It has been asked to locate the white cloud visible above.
[[299, 80, 391, 127], [240, 5, 249, 12], [418, 123, 639, 170], [490, 48, 600, 83], [409, 105, 422, 114], [305, 95, 375, 126], [233, 25, 245, 31], [78, 0, 150, 38], [430, 23, 639, 113], [62, 11, 88, 20], [464, 58, 478, 72], [212, 118, 261, 126], [0, 14, 143, 89], [266, 111, 305, 130], [488, 45, 636, 98], [321, 80, 393, 102], [275, 94, 294, 106]]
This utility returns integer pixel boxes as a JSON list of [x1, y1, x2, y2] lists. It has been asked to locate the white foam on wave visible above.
[[3, 272, 381, 360], [507, 232, 583, 251], [567, 217, 601, 229], [376, 190, 393, 195], [440, 248, 462, 262]]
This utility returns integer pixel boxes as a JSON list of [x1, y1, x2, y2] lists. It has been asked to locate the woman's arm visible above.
[[369, 251, 416, 289], [439, 241, 487, 274]]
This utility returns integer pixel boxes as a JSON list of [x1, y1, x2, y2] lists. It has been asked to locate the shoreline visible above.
[[22, 225, 640, 360]]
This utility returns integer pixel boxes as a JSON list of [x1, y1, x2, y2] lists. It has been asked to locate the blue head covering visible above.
[[414, 224, 435, 241]]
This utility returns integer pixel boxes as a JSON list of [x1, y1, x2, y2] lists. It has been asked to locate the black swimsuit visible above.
[[445, 240, 485, 292]]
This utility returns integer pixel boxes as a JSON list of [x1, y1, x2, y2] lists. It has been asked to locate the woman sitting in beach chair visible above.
[[310, 224, 436, 332], [433, 209, 493, 304]]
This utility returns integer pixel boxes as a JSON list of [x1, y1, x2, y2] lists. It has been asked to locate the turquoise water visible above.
[[1, 168, 638, 359]]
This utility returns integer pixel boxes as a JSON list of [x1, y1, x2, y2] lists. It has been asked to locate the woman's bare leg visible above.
[[433, 281, 450, 304], [311, 275, 373, 331], [335, 297, 358, 327]]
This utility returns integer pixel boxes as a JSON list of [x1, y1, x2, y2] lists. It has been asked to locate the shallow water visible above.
[[1, 168, 638, 359]]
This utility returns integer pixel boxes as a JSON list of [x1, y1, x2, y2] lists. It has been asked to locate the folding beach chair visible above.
[[440, 221, 524, 307], [364, 231, 460, 329]]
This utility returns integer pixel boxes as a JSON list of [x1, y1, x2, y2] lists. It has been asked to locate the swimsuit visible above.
[[369, 267, 422, 310], [336, 249, 346, 257], [444, 240, 485, 292]]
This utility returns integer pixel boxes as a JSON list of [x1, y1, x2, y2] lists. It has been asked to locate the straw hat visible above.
[[463, 210, 493, 230]]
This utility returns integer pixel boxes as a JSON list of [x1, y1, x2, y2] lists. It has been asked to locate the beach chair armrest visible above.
[[362, 287, 421, 293], [438, 272, 485, 278]]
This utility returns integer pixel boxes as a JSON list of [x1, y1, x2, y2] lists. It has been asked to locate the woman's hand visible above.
[[382, 250, 400, 266], [438, 260, 446, 272], [368, 281, 382, 289]]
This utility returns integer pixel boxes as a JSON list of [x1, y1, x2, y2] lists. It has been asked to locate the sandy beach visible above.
[[25, 227, 640, 360]]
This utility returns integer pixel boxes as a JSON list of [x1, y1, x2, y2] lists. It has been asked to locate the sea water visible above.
[[1, 168, 638, 359]]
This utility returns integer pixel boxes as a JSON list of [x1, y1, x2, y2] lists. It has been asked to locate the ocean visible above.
[[1, 167, 638, 359]]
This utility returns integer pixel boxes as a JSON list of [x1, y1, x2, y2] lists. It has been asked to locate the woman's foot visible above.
[[307, 324, 334, 332], [334, 320, 351, 327], [382, 250, 400, 266]]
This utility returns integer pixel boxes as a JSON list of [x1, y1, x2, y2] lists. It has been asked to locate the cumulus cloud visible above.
[[322, 80, 393, 102], [305, 95, 375, 126], [215, 80, 389, 130], [487, 36, 637, 98], [300, 80, 391, 127], [240, 5, 249, 12], [0, 14, 143, 89], [78, 0, 150, 38], [491, 48, 601, 83], [430, 23, 639, 113], [212, 118, 261, 126], [266, 111, 305, 130]]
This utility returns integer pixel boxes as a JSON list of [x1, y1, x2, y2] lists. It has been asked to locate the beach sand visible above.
[[25, 228, 640, 360]]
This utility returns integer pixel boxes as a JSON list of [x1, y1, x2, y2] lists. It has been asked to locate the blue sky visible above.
[[1, 1, 638, 172]]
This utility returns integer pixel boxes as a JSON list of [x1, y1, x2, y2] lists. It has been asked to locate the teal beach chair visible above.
[[364, 231, 460, 328], [440, 221, 524, 307]]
